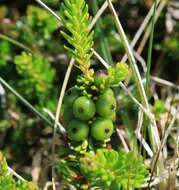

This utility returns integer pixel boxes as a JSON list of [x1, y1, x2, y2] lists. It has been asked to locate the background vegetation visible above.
[[0, 0, 178, 189]]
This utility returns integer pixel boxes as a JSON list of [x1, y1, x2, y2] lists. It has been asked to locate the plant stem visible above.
[[51, 58, 75, 190], [107, 0, 160, 150], [107, 0, 147, 107], [0, 76, 53, 126], [92, 49, 157, 157], [137, 0, 168, 55], [92, 0, 113, 66], [7, 166, 26, 182], [121, 0, 160, 63], [146, 0, 157, 95], [142, 0, 160, 179], [89, 0, 112, 31], [0, 33, 33, 53], [92, 49, 153, 119]]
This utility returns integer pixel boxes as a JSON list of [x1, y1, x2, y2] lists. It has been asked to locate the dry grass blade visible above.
[[92, 49, 152, 118], [35, 0, 62, 22], [7, 166, 26, 182], [92, 48, 155, 157], [121, 0, 161, 63], [151, 76, 179, 89], [107, 0, 148, 109], [107, 0, 160, 151], [43, 108, 66, 134], [0, 77, 53, 127], [51, 58, 75, 190], [89, 0, 110, 31], [32, 1, 177, 189], [135, 109, 154, 158], [137, 0, 169, 55], [116, 128, 129, 152], [148, 93, 178, 188]]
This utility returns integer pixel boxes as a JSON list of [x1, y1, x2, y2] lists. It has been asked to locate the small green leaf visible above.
[[60, 0, 94, 77], [108, 62, 129, 87], [14, 52, 56, 109], [152, 100, 166, 120], [79, 149, 148, 189], [0, 40, 11, 67], [0, 152, 41, 190], [27, 5, 58, 40], [94, 62, 129, 91]]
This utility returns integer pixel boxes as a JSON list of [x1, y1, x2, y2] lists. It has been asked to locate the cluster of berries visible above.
[[61, 87, 116, 142]]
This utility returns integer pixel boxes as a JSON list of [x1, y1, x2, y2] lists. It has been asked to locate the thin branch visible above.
[[121, 0, 161, 63], [43, 181, 60, 190], [133, 50, 147, 73], [0, 76, 68, 135], [92, 48, 109, 69], [0, 76, 53, 127], [135, 109, 154, 157], [51, 58, 74, 190], [0, 33, 33, 53], [135, 131, 154, 158], [137, 0, 168, 55], [35, 0, 111, 33], [92, 0, 113, 65], [7, 166, 26, 182], [119, 83, 154, 121], [43, 108, 66, 135], [151, 76, 179, 89], [148, 95, 177, 188], [130, 52, 179, 91], [107, 0, 160, 151], [116, 128, 129, 152], [35, 0, 62, 22], [92, 49, 154, 120], [142, 171, 170, 188], [133, 51, 179, 90], [161, 106, 179, 149], [106, 0, 147, 107], [89, 0, 114, 31], [92, 47, 155, 158], [146, 0, 157, 94]]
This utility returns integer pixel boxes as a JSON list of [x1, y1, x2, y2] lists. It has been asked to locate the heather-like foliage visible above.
[[14, 52, 55, 107], [0, 152, 41, 190]]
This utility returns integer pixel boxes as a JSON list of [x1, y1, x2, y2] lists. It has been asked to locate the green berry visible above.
[[73, 96, 96, 121], [91, 118, 114, 141], [96, 89, 116, 117], [103, 88, 114, 96], [67, 119, 89, 141], [61, 105, 74, 125], [64, 87, 80, 106], [106, 112, 116, 121]]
